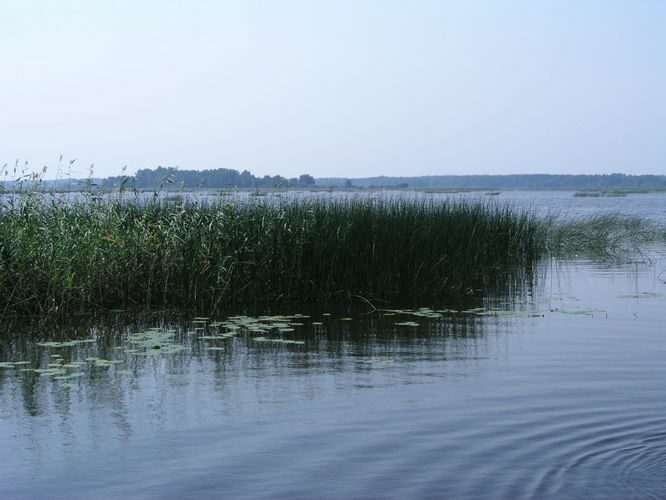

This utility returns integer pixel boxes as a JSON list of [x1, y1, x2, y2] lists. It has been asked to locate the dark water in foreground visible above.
[[1, 249, 665, 499]]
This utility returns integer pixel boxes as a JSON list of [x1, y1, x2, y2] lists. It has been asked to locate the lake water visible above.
[[1, 193, 665, 499]]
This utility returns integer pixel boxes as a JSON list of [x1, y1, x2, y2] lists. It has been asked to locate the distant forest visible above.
[[96, 168, 666, 191], [317, 173, 666, 190], [104, 166, 315, 189]]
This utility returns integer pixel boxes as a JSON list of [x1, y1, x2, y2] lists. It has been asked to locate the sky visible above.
[[1, 0, 665, 180]]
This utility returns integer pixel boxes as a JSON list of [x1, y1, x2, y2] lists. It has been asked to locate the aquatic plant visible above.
[[542, 214, 664, 258], [0, 193, 541, 316]]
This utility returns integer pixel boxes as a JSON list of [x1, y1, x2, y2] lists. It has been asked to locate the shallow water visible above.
[[1, 248, 665, 499]]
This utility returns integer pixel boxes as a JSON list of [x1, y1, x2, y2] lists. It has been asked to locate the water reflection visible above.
[[1, 302, 524, 423], [1, 251, 665, 499]]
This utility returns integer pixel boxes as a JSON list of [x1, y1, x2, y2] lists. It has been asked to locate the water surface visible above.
[[1, 192, 665, 498], [1, 249, 665, 499]]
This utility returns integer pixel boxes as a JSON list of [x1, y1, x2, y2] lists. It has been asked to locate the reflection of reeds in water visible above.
[[0, 307, 500, 418], [0, 195, 542, 316]]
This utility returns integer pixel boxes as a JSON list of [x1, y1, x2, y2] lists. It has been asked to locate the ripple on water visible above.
[[526, 415, 666, 499]]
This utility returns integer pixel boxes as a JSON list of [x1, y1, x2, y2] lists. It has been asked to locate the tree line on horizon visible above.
[[319, 173, 666, 190], [103, 166, 315, 190], [96, 168, 666, 191]]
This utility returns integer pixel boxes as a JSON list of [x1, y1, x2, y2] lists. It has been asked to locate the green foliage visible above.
[[542, 214, 664, 257], [0, 195, 542, 316], [104, 166, 316, 190]]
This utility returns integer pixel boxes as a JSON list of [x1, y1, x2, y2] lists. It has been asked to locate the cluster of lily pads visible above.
[[0, 314, 318, 385], [0, 337, 130, 388], [380, 306, 542, 327], [0, 305, 569, 387], [127, 327, 188, 355], [193, 314, 313, 346]]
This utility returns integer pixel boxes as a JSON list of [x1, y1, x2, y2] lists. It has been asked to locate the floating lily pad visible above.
[[358, 358, 395, 365], [460, 308, 486, 314], [553, 308, 595, 316], [94, 359, 124, 367], [618, 292, 663, 299], [38, 369, 67, 377], [476, 310, 530, 318], [54, 373, 84, 380]]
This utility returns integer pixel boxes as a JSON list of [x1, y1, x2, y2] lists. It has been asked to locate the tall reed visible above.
[[542, 213, 664, 257], [0, 194, 542, 316]]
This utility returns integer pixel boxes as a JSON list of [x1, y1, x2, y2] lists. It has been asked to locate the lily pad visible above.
[[618, 292, 663, 299], [395, 321, 420, 327]]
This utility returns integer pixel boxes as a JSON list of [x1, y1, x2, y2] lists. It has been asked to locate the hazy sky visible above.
[[2, 0, 664, 179]]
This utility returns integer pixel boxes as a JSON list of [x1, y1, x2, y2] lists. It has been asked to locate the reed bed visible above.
[[0, 194, 542, 316], [543, 213, 664, 257]]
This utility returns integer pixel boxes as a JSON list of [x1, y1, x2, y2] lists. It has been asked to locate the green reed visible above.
[[542, 213, 664, 257], [0, 193, 544, 316]]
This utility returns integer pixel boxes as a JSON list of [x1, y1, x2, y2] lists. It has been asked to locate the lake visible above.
[[1, 192, 665, 499]]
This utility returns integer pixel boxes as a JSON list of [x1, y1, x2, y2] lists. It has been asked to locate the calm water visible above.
[[1, 194, 665, 499]]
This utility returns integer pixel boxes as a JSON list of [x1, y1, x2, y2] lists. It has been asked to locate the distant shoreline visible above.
[[4, 169, 666, 193], [3, 186, 666, 195]]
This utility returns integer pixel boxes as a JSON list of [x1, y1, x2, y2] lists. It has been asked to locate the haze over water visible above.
[[2, 1, 665, 178]]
